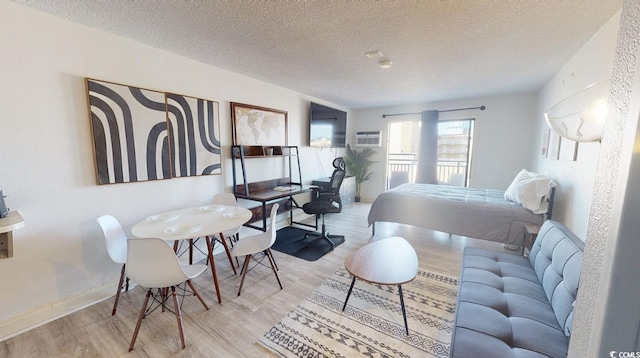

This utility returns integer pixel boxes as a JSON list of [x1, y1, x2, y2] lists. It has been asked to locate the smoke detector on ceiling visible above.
[[366, 50, 392, 69], [378, 59, 392, 69], [365, 50, 384, 59]]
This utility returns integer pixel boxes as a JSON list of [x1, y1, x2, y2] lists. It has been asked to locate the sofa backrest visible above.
[[528, 220, 584, 336]]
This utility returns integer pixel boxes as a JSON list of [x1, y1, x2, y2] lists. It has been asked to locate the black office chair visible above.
[[302, 158, 346, 250]]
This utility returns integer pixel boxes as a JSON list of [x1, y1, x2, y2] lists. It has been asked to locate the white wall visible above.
[[534, 11, 621, 239], [0, 1, 344, 338], [569, 2, 640, 355], [351, 93, 539, 202]]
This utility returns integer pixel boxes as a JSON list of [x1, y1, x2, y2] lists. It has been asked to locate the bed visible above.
[[367, 173, 555, 247]]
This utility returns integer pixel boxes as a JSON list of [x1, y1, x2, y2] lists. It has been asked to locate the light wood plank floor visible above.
[[1, 202, 512, 357]]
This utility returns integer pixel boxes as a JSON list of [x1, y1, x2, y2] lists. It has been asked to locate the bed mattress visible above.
[[367, 183, 544, 246]]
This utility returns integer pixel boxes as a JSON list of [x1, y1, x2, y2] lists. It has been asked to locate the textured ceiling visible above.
[[17, 1, 622, 109]]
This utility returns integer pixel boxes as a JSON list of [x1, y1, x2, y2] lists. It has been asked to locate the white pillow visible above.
[[504, 169, 556, 214], [504, 169, 531, 203]]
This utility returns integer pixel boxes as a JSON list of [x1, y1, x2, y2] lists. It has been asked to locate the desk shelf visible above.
[[231, 145, 302, 196], [231, 145, 295, 158], [231, 145, 307, 231]]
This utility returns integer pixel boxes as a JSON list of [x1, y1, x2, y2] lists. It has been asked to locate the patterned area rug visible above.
[[258, 267, 459, 357]]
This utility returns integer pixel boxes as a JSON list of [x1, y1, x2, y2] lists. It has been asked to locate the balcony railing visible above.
[[387, 152, 468, 188], [437, 160, 467, 186]]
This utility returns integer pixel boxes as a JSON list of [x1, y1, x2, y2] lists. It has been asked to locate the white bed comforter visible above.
[[367, 183, 544, 246]]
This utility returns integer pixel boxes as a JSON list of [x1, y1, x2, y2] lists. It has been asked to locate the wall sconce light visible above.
[[545, 80, 611, 142]]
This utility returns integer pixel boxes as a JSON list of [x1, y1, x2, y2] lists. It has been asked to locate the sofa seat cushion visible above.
[[454, 266, 569, 357], [452, 320, 568, 358], [458, 281, 559, 326], [463, 248, 539, 282]]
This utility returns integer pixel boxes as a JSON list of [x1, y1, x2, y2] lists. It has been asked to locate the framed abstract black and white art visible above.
[[86, 78, 221, 185], [166, 92, 221, 178]]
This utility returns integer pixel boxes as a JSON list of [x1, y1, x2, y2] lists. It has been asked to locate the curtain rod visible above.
[[381, 105, 486, 118]]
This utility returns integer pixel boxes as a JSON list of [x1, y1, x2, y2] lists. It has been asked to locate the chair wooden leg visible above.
[[186, 280, 209, 310], [237, 255, 251, 296], [267, 248, 279, 271], [129, 289, 152, 352], [171, 286, 186, 349], [161, 287, 171, 312], [219, 232, 237, 275], [112, 264, 126, 316], [265, 249, 283, 290]]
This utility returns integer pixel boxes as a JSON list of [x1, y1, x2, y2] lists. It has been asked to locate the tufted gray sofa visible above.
[[450, 220, 584, 358]]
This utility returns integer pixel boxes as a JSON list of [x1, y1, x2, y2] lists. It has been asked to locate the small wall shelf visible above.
[[0, 211, 25, 258]]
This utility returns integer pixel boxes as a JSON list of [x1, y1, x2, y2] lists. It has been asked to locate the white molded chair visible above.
[[126, 237, 209, 351], [231, 203, 282, 296], [212, 193, 242, 244], [96, 215, 129, 316]]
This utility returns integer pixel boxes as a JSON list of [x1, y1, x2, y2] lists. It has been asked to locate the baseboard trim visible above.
[[0, 281, 119, 342]]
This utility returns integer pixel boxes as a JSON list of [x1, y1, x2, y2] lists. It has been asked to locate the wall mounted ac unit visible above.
[[355, 131, 382, 147]]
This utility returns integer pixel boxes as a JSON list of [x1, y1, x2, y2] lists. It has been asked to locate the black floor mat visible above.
[[273, 226, 345, 261]]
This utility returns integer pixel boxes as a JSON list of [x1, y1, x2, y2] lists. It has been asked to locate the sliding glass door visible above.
[[387, 120, 420, 189], [436, 119, 474, 187], [386, 118, 474, 189]]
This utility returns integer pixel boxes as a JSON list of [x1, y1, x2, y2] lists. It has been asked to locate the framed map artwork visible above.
[[231, 102, 288, 146]]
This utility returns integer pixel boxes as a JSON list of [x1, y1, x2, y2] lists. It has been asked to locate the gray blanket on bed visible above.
[[367, 183, 543, 246]]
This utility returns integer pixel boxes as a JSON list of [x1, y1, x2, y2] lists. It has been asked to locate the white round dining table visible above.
[[131, 204, 252, 304]]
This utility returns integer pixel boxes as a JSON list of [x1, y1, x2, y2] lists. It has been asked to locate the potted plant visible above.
[[344, 144, 376, 202]]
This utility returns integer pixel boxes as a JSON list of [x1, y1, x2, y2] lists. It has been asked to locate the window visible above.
[[386, 118, 474, 189]]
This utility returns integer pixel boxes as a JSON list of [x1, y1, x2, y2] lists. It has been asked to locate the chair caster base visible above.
[[304, 233, 344, 251]]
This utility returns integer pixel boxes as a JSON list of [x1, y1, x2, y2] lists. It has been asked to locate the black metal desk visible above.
[[235, 181, 313, 231]]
